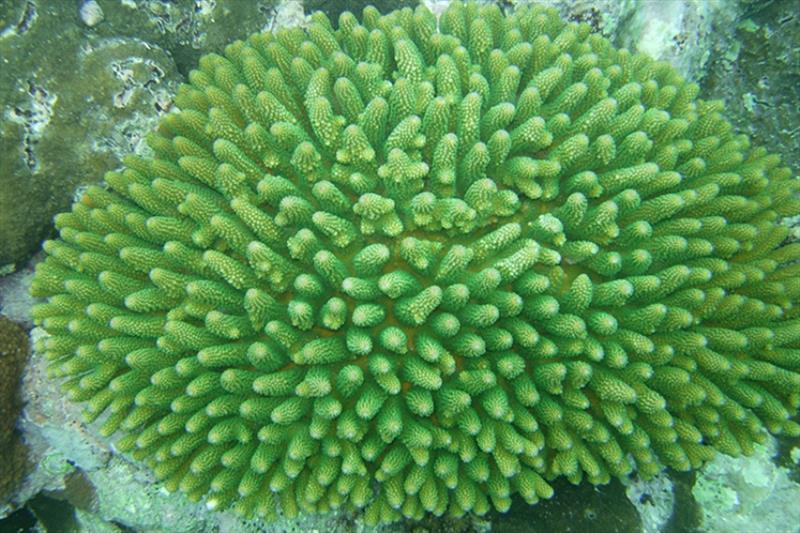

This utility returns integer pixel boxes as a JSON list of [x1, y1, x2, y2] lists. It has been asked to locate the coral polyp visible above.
[[31, 1, 800, 524]]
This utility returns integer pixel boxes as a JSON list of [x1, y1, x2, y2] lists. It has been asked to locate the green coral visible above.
[[30, 1, 800, 525]]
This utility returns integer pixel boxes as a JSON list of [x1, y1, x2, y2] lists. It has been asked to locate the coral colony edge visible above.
[[29, 0, 800, 525]]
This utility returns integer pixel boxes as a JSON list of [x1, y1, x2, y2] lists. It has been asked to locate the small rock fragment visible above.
[[79, 1, 104, 27]]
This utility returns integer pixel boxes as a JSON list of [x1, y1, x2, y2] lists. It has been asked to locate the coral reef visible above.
[[30, 0, 800, 526], [0, 316, 30, 502]]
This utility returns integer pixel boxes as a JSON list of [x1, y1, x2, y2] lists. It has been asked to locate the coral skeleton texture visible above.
[[30, 1, 800, 524]]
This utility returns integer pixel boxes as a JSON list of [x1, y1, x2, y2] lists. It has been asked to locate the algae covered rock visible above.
[[702, 0, 800, 174], [0, 316, 30, 503], [86, 0, 281, 76], [0, 0, 279, 271], [0, 2, 180, 270], [692, 437, 800, 533]]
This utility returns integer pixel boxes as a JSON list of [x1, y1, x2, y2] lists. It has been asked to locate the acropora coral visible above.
[[30, 1, 800, 525]]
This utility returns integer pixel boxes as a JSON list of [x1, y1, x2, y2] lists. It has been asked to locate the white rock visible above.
[[80, 0, 105, 27]]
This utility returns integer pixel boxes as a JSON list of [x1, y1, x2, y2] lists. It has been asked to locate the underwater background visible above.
[[1, 0, 799, 532]]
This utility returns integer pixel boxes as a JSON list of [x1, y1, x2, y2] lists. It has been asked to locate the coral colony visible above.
[[31, 1, 800, 525]]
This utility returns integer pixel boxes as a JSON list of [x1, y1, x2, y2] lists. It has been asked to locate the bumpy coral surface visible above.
[[31, 1, 800, 524]]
